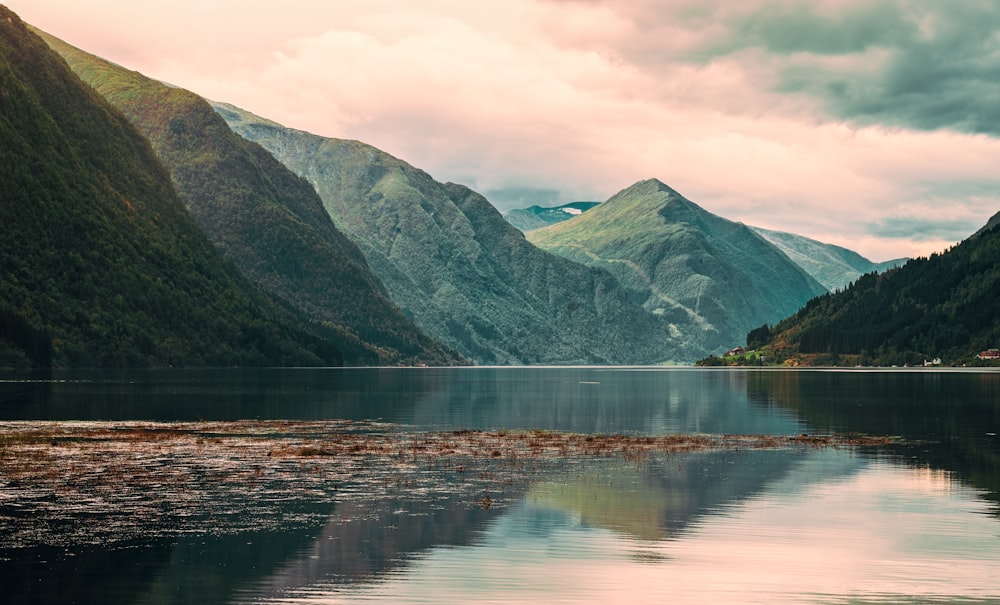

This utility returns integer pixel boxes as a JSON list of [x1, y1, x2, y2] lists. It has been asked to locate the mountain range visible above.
[[38, 30, 462, 367], [504, 199, 906, 292], [3, 5, 990, 368], [214, 103, 679, 364]]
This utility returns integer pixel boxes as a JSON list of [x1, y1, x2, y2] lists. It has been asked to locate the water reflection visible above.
[[526, 451, 806, 542], [2, 368, 998, 604], [745, 369, 1000, 509], [0, 368, 809, 437], [0, 368, 437, 422], [232, 449, 806, 602], [0, 523, 326, 605], [235, 495, 503, 602], [242, 452, 1000, 605], [404, 368, 806, 435]]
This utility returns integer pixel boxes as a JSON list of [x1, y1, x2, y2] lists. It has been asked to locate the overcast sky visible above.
[[10, 0, 999, 261]]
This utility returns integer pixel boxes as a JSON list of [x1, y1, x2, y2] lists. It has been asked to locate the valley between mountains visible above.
[[1, 5, 995, 368]]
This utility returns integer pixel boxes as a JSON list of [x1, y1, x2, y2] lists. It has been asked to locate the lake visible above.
[[1, 367, 998, 604]]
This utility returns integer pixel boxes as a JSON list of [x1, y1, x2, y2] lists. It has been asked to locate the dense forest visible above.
[[0, 8, 341, 368], [721, 216, 1000, 367]]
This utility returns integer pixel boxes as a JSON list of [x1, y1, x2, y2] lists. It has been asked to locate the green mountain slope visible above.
[[755, 218, 1000, 367], [0, 8, 340, 368], [505, 201, 905, 293], [527, 179, 829, 356], [215, 103, 679, 364], [39, 31, 462, 366], [750, 226, 907, 291], [504, 202, 600, 232]]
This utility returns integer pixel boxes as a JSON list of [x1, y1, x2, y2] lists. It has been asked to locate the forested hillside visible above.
[[0, 8, 340, 368], [753, 215, 1000, 366], [40, 31, 463, 366]]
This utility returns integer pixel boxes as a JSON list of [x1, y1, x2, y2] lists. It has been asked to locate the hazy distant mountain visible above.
[[0, 9, 339, 368], [40, 31, 463, 366], [215, 103, 682, 364], [504, 202, 600, 232], [749, 226, 907, 291], [527, 179, 828, 355], [756, 216, 1000, 367]]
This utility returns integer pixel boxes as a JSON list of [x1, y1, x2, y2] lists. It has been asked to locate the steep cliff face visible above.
[[215, 103, 680, 364], [0, 9, 340, 367], [528, 179, 829, 355], [40, 30, 463, 366]]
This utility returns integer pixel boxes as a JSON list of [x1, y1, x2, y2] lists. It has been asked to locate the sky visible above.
[[9, 0, 999, 261]]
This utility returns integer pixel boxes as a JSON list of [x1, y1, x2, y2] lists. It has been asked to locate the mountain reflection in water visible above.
[[0, 367, 997, 604], [239, 451, 999, 605]]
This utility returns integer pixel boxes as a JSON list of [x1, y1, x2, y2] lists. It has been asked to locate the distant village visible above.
[[713, 346, 1000, 367]]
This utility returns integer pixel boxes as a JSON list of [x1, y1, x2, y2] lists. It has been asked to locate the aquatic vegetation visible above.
[[0, 420, 897, 553]]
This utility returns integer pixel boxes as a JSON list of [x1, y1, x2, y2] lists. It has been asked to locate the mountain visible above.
[[38, 31, 462, 366], [0, 8, 340, 368], [974, 211, 1000, 237], [754, 217, 1000, 366], [504, 202, 600, 232], [505, 201, 905, 292], [527, 179, 829, 356], [749, 226, 907, 291], [507, 201, 905, 293], [214, 103, 679, 364]]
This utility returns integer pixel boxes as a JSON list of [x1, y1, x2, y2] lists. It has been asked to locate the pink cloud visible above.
[[10, 0, 998, 261]]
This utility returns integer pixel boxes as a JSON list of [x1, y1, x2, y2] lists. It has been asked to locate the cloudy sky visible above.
[[10, 0, 999, 261]]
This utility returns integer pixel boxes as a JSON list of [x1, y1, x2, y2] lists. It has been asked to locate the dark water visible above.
[[1, 367, 998, 604]]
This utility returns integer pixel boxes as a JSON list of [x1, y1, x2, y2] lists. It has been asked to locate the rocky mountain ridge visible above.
[[215, 103, 682, 364], [504, 200, 907, 293], [527, 179, 829, 356]]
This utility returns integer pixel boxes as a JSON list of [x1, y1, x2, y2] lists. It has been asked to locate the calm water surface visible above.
[[1, 367, 998, 604]]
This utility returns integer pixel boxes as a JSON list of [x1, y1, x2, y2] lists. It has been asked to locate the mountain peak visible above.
[[529, 177, 827, 359], [619, 178, 683, 199], [597, 179, 708, 228]]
